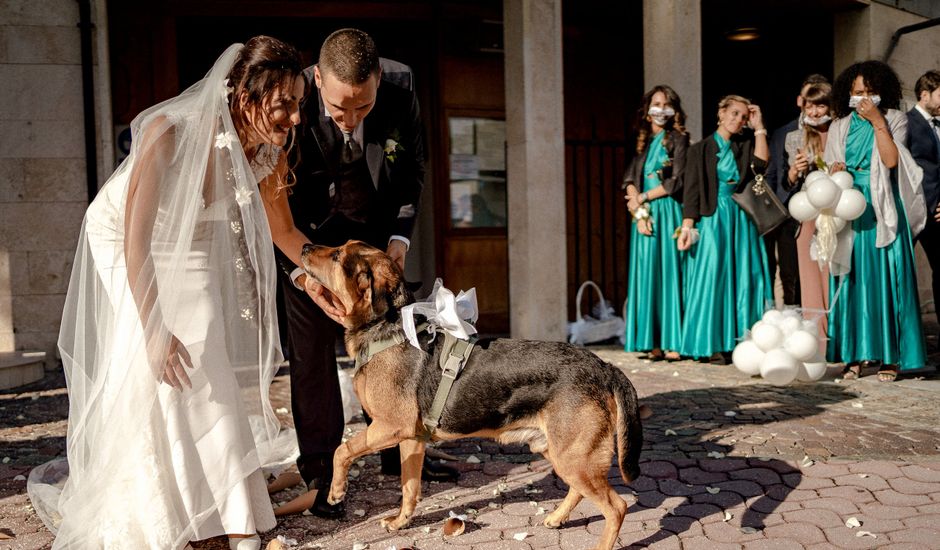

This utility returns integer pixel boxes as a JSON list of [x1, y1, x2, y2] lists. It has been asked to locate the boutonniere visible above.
[[384, 129, 404, 163]]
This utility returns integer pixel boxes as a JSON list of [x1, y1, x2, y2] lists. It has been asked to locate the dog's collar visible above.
[[354, 321, 430, 372]]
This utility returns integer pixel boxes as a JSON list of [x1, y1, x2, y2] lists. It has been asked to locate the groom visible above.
[[278, 28, 458, 518]]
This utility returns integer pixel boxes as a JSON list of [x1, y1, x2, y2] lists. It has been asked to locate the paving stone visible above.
[[887, 527, 940, 546], [802, 463, 852, 478], [857, 502, 919, 520], [803, 543, 843, 550], [699, 458, 750, 473], [679, 467, 729, 485], [886, 476, 939, 496], [642, 461, 678, 479], [901, 513, 940, 528], [918, 502, 940, 513], [822, 526, 884, 549], [764, 485, 818, 502], [679, 535, 743, 550], [658, 478, 706, 497], [898, 464, 940, 482], [873, 489, 933, 506], [748, 459, 801, 475], [874, 544, 932, 550], [800, 496, 860, 514], [668, 503, 723, 522], [700, 520, 765, 544], [781, 508, 844, 529], [689, 490, 747, 509], [729, 468, 782, 486], [832, 473, 891, 491], [713, 480, 764, 498], [744, 496, 801, 515], [847, 461, 906, 479], [743, 539, 804, 550], [762, 522, 826, 544], [658, 515, 704, 537], [782, 474, 835, 490], [816, 485, 876, 502]]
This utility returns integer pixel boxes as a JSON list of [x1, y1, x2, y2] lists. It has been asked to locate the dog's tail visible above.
[[613, 371, 643, 483]]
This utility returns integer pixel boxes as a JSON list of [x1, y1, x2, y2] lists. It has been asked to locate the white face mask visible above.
[[848, 94, 881, 109], [802, 113, 832, 127], [648, 106, 676, 127]]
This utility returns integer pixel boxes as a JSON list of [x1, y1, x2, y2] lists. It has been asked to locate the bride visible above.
[[27, 36, 341, 550]]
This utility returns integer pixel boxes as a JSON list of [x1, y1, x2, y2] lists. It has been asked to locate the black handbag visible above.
[[731, 162, 790, 235]]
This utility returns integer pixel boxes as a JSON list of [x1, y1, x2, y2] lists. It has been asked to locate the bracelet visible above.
[[638, 191, 648, 204], [754, 128, 768, 136]]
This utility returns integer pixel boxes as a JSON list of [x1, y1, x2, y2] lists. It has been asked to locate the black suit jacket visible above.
[[289, 58, 426, 252], [682, 133, 768, 221], [622, 129, 689, 198], [905, 107, 940, 215], [766, 118, 799, 205]]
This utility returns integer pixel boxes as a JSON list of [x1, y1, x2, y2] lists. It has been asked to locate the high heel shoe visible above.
[[229, 534, 261, 550]]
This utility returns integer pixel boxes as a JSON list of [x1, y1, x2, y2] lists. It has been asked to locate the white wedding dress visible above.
[[28, 45, 297, 550]]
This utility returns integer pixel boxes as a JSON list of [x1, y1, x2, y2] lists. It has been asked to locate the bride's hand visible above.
[[161, 335, 193, 391], [304, 276, 347, 324]]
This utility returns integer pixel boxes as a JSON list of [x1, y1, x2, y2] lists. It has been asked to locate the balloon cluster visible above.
[[787, 170, 866, 263], [732, 309, 828, 386]]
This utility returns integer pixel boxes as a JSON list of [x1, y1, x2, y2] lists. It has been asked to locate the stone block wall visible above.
[[0, 0, 91, 362]]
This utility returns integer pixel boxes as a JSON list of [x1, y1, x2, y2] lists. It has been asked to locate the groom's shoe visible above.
[[307, 479, 345, 520], [380, 455, 460, 483]]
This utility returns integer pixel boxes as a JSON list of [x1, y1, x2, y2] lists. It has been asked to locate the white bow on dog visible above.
[[401, 278, 479, 349]]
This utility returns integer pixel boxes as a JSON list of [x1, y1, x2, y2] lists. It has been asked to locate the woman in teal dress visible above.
[[824, 60, 927, 381], [676, 95, 773, 362], [623, 85, 690, 360]]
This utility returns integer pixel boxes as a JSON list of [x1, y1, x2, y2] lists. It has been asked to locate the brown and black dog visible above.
[[301, 241, 644, 550]]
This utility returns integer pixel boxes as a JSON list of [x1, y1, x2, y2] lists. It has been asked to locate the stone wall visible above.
[[0, 0, 94, 362]]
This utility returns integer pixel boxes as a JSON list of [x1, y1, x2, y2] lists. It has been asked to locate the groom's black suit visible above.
[[906, 107, 940, 332], [278, 58, 425, 488]]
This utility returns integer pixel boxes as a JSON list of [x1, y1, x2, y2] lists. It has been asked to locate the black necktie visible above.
[[341, 131, 362, 164]]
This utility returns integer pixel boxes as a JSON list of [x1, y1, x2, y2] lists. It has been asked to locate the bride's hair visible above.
[[227, 35, 304, 191]]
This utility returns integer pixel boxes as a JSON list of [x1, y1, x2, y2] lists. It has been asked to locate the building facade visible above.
[[1, 0, 938, 374]]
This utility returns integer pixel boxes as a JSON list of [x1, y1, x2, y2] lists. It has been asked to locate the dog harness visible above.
[[353, 323, 477, 441]]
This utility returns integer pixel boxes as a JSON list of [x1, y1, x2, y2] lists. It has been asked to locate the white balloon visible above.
[[752, 322, 784, 352], [834, 188, 867, 221], [807, 177, 841, 210], [831, 216, 847, 233], [761, 349, 800, 386], [762, 309, 784, 326], [783, 330, 819, 361], [830, 171, 854, 190], [779, 316, 802, 336], [781, 308, 802, 320], [797, 353, 828, 382], [804, 170, 828, 185], [732, 340, 765, 376], [788, 191, 819, 222]]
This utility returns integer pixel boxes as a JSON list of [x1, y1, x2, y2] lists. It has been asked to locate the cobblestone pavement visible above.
[[2, 335, 940, 549]]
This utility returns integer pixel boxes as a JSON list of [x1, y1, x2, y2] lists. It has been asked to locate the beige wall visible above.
[[0, 0, 101, 361]]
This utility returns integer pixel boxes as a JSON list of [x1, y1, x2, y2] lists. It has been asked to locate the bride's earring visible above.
[[229, 534, 261, 550]]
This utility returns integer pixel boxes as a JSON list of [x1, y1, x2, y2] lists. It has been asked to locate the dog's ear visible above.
[[387, 278, 414, 311]]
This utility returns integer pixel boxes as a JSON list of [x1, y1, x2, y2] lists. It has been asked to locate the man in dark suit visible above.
[[906, 70, 940, 347], [764, 74, 829, 306], [279, 28, 456, 517]]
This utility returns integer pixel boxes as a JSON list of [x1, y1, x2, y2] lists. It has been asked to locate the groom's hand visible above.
[[304, 276, 347, 324]]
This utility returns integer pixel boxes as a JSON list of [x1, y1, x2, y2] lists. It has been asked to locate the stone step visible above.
[[0, 351, 47, 390]]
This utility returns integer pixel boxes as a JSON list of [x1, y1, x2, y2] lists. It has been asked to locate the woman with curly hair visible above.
[[676, 95, 772, 362], [623, 85, 689, 361], [823, 60, 927, 382]]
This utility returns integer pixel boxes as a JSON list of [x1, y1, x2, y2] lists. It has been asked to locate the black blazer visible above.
[[623, 129, 689, 198], [682, 133, 768, 221], [766, 118, 799, 205], [905, 107, 940, 216], [290, 58, 426, 247]]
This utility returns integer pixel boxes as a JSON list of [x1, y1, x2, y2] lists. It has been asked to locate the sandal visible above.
[[877, 365, 898, 383], [664, 351, 681, 362], [841, 364, 861, 380], [648, 348, 665, 361]]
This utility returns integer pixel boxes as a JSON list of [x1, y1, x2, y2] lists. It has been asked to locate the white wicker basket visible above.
[[568, 280, 625, 346]]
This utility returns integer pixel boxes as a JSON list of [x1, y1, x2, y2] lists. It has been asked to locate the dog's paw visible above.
[[380, 513, 411, 531], [327, 485, 347, 505], [543, 512, 567, 529]]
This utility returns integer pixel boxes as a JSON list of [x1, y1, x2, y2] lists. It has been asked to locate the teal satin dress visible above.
[[679, 133, 772, 358], [624, 131, 685, 352], [827, 113, 926, 370]]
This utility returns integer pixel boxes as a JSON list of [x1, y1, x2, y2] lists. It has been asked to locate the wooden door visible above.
[[435, 55, 509, 334]]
